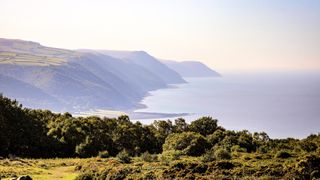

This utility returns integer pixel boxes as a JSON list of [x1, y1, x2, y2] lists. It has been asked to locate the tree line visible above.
[[0, 94, 319, 159]]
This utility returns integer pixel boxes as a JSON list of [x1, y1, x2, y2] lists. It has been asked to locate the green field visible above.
[[0, 39, 80, 66], [0, 158, 79, 180], [0, 51, 68, 66]]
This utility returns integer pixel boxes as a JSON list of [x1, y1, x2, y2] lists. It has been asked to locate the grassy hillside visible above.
[[0, 38, 78, 66], [0, 38, 187, 112], [0, 51, 67, 66]]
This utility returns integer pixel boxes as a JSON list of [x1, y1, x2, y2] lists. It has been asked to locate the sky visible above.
[[0, 0, 320, 72]]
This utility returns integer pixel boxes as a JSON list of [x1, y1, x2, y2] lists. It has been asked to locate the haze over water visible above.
[[136, 72, 320, 139]]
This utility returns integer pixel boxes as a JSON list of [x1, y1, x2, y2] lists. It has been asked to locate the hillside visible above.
[[0, 38, 77, 66], [162, 60, 220, 77], [98, 50, 186, 84], [0, 38, 223, 113], [0, 38, 186, 112], [0, 74, 61, 110]]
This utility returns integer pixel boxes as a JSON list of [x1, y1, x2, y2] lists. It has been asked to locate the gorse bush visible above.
[[75, 173, 94, 180], [231, 145, 246, 153], [296, 155, 320, 179], [160, 150, 183, 163], [98, 150, 109, 158], [140, 151, 158, 162], [117, 150, 131, 163], [214, 148, 232, 160], [202, 149, 215, 162], [274, 150, 292, 159]]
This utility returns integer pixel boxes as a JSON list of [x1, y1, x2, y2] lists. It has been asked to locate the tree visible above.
[[163, 132, 208, 156], [207, 129, 226, 147], [173, 118, 188, 133], [189, 116, 218, 136]]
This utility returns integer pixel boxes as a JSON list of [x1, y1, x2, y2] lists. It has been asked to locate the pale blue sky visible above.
[[0, 0, 319, 72]]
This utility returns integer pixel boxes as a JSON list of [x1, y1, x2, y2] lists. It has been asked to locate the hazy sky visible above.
[[1, 0, 320, 72]]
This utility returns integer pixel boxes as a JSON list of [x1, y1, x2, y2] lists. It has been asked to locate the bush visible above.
[[258, 145, 268, 154], [296, 155, 320, 179], [207, 129, 225, 146], [98, 150, 109, 158], [162, 132, 208, 156], [160, 150, 183, 163], [143, 171, 156, 180], [202, 150, 215, 162], [106, 167, 134, 180], [231, 145, 246, 152], [141, 151, 158, 162], [215, 161, 235, 169], [117, 150, 132, 163], [75, 173, 94, 180], [214, 148, 231, 160], [274, 151, 291, 159]]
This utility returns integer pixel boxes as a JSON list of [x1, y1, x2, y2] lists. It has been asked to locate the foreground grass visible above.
[[1, 151, 317, 179], [0, 158, 80, 180]]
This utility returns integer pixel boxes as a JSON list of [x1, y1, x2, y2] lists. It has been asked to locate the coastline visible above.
[[73, 108, 190, 120], [73, 82, 190, 120]]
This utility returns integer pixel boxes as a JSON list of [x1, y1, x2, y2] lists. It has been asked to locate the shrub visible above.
[[98, 168, 111, 180], [143, 171, 156, 180], [299, 140, 318, 152], [98, 150, 109, 158], [214, 148, 231, 160], [296, 155, 320, 179], [231, 145, 246, 152], [162, 132, 208, 156], [160, 150, 183, 163], [117, 150, 132, 163], [215, 161, 235, 169], [75, 173, 94, 180], [106, 167, 134, 180], [258, 175, 278, 180], [202, 150, 215, 162], [258, 145, 268, 154], [207, 129, 225, 146], [141, 151, 158, 162], [274, 151, 291, 159]]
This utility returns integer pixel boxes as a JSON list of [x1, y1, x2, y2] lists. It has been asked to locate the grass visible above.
[[0, 52, 67, 66], [0, 158, 80, 180], [0, 152, 315, 179], [31, 166, 78, 180], [0, 40, 81, 66]]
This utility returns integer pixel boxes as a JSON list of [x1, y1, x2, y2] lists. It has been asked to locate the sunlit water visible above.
[[135, 72, 320, 138]]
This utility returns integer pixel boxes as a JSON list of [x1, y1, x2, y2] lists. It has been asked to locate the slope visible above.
[[162, 60, 220, 77]]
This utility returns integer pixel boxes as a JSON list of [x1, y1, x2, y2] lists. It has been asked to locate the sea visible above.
[[135, 72, 320, 139]]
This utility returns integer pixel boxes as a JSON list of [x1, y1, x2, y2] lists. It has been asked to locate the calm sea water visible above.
[[135, 72, 320, 139]]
